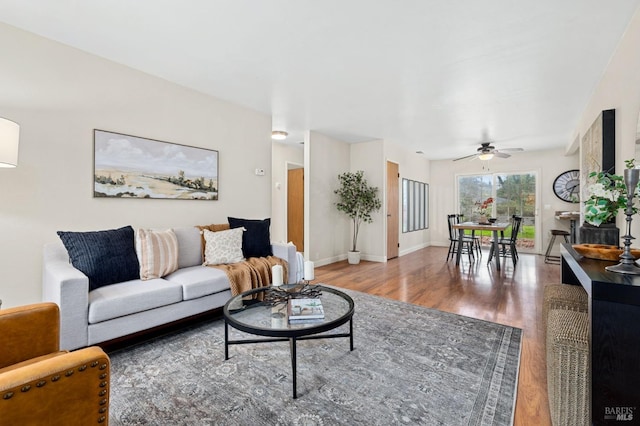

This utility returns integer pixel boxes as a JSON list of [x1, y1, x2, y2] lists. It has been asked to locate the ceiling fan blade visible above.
[[493, 151, 511, 158], [453, 153, 478, 162], [498, 147, 524, 152]]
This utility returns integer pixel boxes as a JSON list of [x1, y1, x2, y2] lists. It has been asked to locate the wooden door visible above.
[[387, 161, 399, 259], [287, 168, 304, 252]]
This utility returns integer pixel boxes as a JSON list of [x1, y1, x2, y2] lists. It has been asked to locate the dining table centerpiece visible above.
[[474, 197, 494, 224]]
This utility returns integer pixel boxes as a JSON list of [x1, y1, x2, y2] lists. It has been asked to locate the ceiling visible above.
[[1, 1, 639, 160]]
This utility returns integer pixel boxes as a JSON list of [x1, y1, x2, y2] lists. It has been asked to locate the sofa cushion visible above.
[[165, 266, 231, 300], [228, 217, 273, 258], [202, 227, 245, 265], [88, 278, 182, 323], [136, 228, 179, 280], [196, 223, 230, 261], [57, 226, 140, 291], [173, 227, 203, 268]]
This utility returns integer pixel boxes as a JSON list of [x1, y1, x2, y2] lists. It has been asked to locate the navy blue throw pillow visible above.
[[228, 217, 273, 258], [57, 226, 140, 291]]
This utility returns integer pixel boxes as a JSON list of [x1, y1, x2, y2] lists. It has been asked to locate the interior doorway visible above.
[[387, 161, 399, 260], [287, 165, 304, 252]]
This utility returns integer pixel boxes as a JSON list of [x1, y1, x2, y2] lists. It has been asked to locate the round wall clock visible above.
[[553, 169, 580, 203]]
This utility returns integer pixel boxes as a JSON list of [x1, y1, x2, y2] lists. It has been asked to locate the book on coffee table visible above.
[[288, 298, 325, 321]]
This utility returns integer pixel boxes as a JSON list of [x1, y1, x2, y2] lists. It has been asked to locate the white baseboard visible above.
[[399, 242, 431, 257]]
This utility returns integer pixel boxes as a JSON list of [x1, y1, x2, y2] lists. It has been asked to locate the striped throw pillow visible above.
[[136, 228, 179, 280]]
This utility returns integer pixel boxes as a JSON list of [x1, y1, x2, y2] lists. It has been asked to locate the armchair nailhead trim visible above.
[[2, 357, 110, 426]]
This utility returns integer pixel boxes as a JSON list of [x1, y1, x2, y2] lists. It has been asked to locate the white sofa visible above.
[[42, 226, 297, 350]]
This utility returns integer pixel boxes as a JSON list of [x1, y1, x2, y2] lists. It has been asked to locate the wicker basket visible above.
[[546, 309, 590, 426], [542, 284, 588, 331]]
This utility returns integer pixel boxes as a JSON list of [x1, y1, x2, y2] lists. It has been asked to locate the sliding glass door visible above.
[[457, 171, 538, 252]]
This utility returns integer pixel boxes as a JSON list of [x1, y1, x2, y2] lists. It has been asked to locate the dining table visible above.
[[452, 221, 510, 270]]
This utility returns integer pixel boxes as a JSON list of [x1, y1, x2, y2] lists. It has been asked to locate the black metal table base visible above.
[[224, 320, 354, 398]]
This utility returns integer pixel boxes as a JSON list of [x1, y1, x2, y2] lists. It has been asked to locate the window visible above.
[[457, 172, 537, 251], [402, 179, 428, 232]]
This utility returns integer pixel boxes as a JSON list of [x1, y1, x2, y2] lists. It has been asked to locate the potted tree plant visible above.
[[334, 170, 382, 264]]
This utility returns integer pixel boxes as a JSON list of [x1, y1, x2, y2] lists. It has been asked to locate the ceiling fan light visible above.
[[478, 152, 494, 161], [271, 130, 288, 140]]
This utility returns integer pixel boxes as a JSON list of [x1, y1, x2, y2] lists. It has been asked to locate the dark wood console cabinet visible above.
[[560, 244, 640, 425]]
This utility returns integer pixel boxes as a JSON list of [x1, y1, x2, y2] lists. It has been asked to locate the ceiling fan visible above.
[[453, 141, 524, 162]]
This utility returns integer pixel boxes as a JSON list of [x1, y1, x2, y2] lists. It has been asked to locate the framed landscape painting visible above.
[[94, 130, 219, 200]]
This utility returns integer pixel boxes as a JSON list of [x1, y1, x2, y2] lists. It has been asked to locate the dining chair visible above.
[[457, 214, 482, 258], [488, 215, 522, 266], [446, 214, 475, 262]]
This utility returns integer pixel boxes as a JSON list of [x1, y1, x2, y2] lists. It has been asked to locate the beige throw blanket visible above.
[[210, 256, 289, 297]]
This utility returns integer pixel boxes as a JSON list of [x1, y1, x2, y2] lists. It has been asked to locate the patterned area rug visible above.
[[108, 288, 521, 425]]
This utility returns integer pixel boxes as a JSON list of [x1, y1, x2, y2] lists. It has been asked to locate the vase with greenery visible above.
[[584, 159, 638, 227], [581, 160, 639, 246], [334, 170, 382, 264]]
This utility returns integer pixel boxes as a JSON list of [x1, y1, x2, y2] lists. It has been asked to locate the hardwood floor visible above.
[[315, 245, 559, 426]]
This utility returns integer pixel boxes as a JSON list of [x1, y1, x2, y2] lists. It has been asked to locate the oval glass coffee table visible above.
[[223, 284, 355, 398]]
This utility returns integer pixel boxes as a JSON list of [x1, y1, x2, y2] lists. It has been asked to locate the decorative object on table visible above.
[[572, 243, 640, 261], [605, 166, 640, 274], [94, 129, 219, 200], [579, 109, 617, 244], [553, 170, 580, 203], [303, 260, 315, 283], [334, 170, 382, 264], [581, 166, 629, 245], [474, 197, 494, 224], [583, 169, 628, 227], [0, 116, 20, 167], [288, 298, 325, 321], [271, 264, 283, 286], [263, 283, 323, 306]]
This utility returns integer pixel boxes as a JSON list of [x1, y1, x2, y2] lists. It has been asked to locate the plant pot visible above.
[[347, 251, 361, 264], [579, 222, 620, 246]]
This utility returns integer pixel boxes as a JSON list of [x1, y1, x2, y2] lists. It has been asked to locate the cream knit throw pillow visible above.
[[203, 227, 245, 265]]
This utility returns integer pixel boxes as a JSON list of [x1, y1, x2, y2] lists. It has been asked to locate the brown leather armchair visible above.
[[0, 303, 110, 425]]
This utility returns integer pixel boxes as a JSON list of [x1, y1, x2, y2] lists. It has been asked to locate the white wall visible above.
[[0, 23, 272, 308], [571, 7, 640, 237], [430, 148, 579, 254], [350, 140, 385, 261], [271, 141, 304, 244], [305, 131, 350, 264]]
